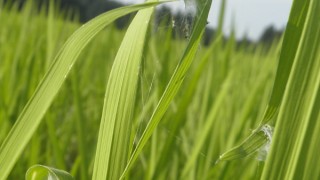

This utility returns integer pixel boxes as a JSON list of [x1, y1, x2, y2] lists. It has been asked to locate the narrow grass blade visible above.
[[262, 0, 320, 178], [217, 0, 312, 162], [120, 0, 213, 178], [0, 2, 165, 179], [181, 71, 233, 177], [26, 165, 73, 180], [92, 4, 156, 180], [259, 0, 310, 125], [154, 37, 221, 177]]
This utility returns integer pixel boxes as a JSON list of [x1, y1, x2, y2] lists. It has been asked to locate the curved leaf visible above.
[[92, 2, 159, 180], [120, 0, 213, 178], [217, 0, 311, 162], [26, 165, 73, 180], [0, 2, 166, 179], [262, 0, 320, 178]]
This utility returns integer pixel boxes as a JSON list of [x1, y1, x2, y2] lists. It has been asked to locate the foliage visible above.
[[0, 0, 319, 179]]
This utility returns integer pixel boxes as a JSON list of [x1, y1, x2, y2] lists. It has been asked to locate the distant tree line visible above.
[[154, 5, 284, 48], [3, 0, 132, 29], [4, 0, 284, 48]]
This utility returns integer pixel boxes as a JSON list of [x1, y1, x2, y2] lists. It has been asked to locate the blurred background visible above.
[[2, 0, 292, 47]]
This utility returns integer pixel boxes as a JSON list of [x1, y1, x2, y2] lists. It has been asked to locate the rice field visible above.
[[0, 0, 319, 179]]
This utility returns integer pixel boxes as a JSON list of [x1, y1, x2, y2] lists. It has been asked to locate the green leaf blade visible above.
[[92, 1, 170, 179]]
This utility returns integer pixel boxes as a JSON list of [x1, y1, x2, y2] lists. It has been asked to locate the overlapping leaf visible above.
[[262, 0, 320, 178], [218, 0, 312, 162], [0, 2, 165, 179], [120, 0, 213, 178]]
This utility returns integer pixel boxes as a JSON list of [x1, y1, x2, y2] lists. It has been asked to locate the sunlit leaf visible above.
[[0, 2, 166, 179]]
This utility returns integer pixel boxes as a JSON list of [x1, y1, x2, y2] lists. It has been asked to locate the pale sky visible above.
[[117, 0, 293, 41]]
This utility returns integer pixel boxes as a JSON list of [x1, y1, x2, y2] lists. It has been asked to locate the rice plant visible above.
[[0, 0, 319, 179]]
